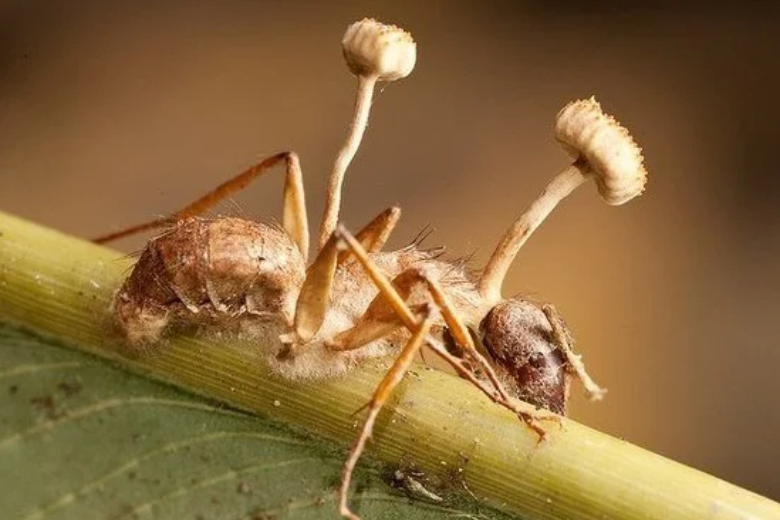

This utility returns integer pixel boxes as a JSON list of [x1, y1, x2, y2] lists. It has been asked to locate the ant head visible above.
[[478, 298, 571, 415]]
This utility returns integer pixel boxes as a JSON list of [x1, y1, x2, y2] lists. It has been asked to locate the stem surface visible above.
[[0, 210, 778, 520]]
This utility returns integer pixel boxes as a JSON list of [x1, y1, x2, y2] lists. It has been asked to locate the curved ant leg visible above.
[[338, 305, 434, 520], [334, 227, 512, 397], [324, 286, 421, 353], [326, 267, 512, 401], [293, 233, 340, 343], [327, 227, 554, 519], [93, 152, 309, 260], [330, 226, 553, 435], [292, 206, 401, 343], [337, 206, 400, 265], [542, 304, 607, 401]]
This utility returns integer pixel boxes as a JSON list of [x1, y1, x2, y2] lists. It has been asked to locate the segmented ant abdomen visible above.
[[479, 298, 571, 415], [202, 218, 305, 314], [113, 217, 305, 346]]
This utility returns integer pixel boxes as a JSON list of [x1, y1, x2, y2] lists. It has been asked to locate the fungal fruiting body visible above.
[[556, 97, 647, 206], [341, 18, 417, 81], [318, 18, 416, 249], [98, 18, 647, 520]]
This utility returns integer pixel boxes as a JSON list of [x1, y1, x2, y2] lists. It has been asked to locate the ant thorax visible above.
[[269, 240, 486, 381]]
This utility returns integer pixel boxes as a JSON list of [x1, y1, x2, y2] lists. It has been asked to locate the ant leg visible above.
[[332, 226, 552, 437], [400, 269, 516, 406], [326, 274, 548, 438], [542, 304, 607, 401], [337, 206, 401, 264], [334, 226, 511, 395], [338, 305, 435, 520], [325, 269, 428, 351], [292, 207, 401, 343], [424, 339, 550, 438], [94, 152, 309, 260], [293, 233, 340, 343]]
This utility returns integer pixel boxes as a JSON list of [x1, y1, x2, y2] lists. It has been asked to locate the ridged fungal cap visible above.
[[342, 18, 416, 81], [555, 97, 648, 205]]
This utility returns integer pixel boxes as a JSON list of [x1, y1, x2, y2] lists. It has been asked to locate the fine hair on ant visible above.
[[94, 18, 648, 520]]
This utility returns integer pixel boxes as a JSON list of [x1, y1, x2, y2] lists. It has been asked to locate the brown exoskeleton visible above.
[[95, 19, 647, 520]]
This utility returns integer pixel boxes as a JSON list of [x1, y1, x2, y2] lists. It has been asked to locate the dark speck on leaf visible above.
[[57, 380, 82, 397], [114, 503, 135, 519], [8, 384, 18, 395], [30, 394, 63, 419], [249, 508, 276, 520]]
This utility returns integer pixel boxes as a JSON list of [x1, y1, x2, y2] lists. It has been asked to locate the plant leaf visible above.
[[0, 325, 512, 520]]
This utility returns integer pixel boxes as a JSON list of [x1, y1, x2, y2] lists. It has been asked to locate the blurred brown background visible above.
[[2, 0, 779, 502]]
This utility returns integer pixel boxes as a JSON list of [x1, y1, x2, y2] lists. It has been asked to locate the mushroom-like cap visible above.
[[555, 97, 648, 205], [342, 18, 416, 81]]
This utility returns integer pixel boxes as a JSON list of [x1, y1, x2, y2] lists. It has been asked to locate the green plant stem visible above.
[[0, 210, 778, 520]]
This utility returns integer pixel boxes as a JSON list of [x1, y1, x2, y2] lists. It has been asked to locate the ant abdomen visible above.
[[113, 217, 305, 345], [479, 298, 571, 415]]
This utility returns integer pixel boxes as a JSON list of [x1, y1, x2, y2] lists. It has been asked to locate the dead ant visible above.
[[93, 18, 647, 520]]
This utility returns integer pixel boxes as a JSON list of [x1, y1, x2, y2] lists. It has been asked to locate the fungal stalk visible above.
[[317, 18, 417, 249]]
